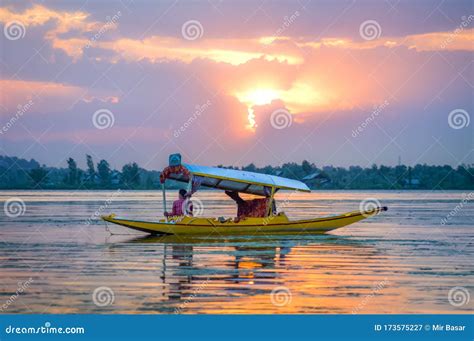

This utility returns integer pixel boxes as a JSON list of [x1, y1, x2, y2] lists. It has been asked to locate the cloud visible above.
[[0, 79, 118, 114], [293, 28, 474, 52], [0, 4, 119, 61], [1, 3, 472, 168]]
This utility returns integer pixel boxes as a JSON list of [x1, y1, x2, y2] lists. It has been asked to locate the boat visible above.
[[102, 153, 387, 235]]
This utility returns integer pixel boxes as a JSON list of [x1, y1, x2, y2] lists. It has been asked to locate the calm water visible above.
[[0, 190, 472, 314]]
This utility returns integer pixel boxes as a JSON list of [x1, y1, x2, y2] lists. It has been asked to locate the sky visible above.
[[0, 0, 472, 170]]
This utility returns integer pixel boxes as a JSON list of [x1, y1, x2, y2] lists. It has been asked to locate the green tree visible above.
[[97, 159, 111, 186], [302, 160, 313, 174], [121, 162, 140, 188], [66, 157, 79, 186], [86, 154, 95, 184], [145, 175, 154, 189], [242, 163, 257, 173], [29, 166, 48, 187]]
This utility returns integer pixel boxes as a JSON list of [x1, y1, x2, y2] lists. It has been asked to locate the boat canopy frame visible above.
[[160, 154, 311, 217]]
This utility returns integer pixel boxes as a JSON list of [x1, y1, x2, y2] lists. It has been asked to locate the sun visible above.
[[236, 88, 280, 106], [235, 88, 281, 130]]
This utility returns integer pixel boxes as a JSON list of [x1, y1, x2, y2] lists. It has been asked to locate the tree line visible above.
[[0, 155, 152, 190], [0, 155, 472, 190]]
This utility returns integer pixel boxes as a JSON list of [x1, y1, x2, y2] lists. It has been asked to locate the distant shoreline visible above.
[[1, 155, 472, 191]]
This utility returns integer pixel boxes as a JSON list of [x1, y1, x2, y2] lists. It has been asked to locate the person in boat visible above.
[[225, 191, 275, 220], [165, 189, 193, 217]]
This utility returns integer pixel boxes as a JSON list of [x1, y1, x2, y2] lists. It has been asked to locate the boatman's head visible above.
[[179, 189, 187, 199]]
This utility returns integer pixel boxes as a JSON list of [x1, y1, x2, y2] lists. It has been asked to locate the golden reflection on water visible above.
[[0, 190, 473, 314]]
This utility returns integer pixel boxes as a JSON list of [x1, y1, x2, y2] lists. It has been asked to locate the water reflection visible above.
[[1, 190, 472, 314], [98, 234, 386, 313]]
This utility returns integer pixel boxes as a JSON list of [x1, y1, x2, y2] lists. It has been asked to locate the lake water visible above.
[[0, 190, 472, 314]]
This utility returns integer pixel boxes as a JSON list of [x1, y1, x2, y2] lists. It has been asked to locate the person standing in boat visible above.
[[165, 189, 193, 217]]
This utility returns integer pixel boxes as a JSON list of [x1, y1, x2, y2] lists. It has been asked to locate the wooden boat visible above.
[[102, 153, 387, 235]]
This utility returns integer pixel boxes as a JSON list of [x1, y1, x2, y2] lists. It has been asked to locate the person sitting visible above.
[[225, 191, 274, 220], [165, 189, 193, 217]]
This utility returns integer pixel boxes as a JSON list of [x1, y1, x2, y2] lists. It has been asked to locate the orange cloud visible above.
[[293, 28, 474, 52], [74, 36, 302, 66], [1, 4, 471, 135], [0, 4, 99, 35], [2, 4, 471, 67], [0, 79, 117, 114], [0, 5, 118, 60]]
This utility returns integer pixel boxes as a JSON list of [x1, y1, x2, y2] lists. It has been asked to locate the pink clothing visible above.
[[166, 198, 193, 217]]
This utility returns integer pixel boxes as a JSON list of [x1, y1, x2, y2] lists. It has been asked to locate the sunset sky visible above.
[[0, 0, 472, 169]]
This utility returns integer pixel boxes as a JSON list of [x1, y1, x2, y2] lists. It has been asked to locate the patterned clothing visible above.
[[225, 191, 270, 219]]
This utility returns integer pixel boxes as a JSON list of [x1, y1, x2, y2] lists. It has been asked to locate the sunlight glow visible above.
[[236, 88, 281, 130], [236, 88, 281, 106]]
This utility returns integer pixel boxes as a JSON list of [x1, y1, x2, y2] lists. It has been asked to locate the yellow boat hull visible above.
[[101, 207, 387, 235]]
